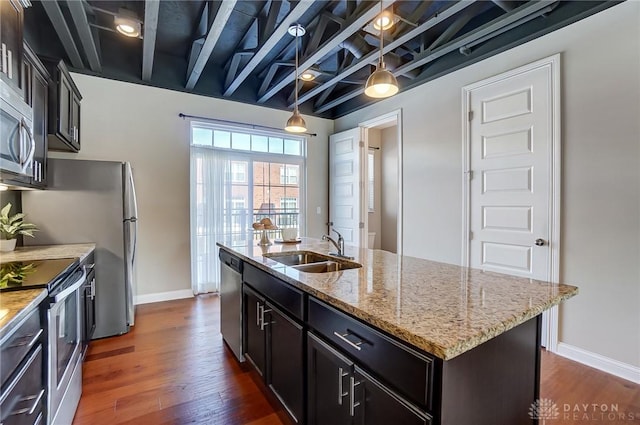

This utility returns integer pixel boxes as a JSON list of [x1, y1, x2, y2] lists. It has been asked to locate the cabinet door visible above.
[[31, 64, 48, 187], [353, 367, 431, 425], [70, 92, 80, 149], [266, 303, 304, 423], [58, 74, 72, 141], [307, 332, 354, 425], [0, 0, 23, 93], [243, 286, 266, 376]]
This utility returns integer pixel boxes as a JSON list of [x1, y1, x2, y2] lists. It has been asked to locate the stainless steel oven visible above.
[[0, 79, 35, 178], [47, 266, 85, 425]]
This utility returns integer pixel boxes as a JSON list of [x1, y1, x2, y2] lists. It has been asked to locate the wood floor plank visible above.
[[73, 294, 640, 425]]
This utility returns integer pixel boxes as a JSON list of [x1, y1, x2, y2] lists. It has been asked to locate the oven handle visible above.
[[52, 270, 87, 304]]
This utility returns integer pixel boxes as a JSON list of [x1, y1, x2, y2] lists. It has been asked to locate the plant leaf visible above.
[[0, 203, 11, 219]]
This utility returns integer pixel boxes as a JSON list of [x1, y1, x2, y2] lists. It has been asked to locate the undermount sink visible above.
[[264, 251, 362, 273], [292, 261, 361, 273]]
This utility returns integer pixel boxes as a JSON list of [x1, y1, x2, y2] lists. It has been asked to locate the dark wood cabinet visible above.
[[307, 333, 353, 425], [23, 44, 49, 188], [352, 367, 432, 425], [243, 285, 266, 377], [0, 0, 25, 95], [41, 58, 81, 152], [81, 264, 96, 358], [266, 302, 304, 423]]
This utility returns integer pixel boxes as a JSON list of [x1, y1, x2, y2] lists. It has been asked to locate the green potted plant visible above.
[[0, 203, 38, 252]]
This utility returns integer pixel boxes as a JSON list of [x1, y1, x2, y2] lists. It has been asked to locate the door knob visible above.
[[535, 238, 546, 246]]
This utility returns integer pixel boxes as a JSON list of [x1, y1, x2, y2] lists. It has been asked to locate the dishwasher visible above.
[[219, 249, 244, 362]]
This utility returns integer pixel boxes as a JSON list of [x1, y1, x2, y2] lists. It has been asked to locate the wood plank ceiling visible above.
[[24, 0, 618, 119]]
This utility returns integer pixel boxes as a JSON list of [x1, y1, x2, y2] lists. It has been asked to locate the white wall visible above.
[[51, 75, 333, 297], [380, 126, 398, 253], [367, 129, 382, 249], [335, 2, 640, 369]]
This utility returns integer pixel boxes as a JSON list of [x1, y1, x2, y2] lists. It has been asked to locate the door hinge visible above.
[[468, 170, 474, 180], [468, 110, 474, 121], [359, 222, 364, 229], [469, 231, 473, 240], [359, 141, 365, 148]]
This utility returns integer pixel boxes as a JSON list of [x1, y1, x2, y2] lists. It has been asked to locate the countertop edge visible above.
[[219, 244, 578, 360], [0, 289, 47, 339]]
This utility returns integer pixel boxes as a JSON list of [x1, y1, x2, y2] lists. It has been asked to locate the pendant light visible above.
[[285, 24, 307, 133], [364, 2, 399, 99]]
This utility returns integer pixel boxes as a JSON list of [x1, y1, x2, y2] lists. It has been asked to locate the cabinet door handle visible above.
[[10, 389, 44, 416], [256, 302, 262, 327], [349, 376, 362, 417], [260, 308, 272, 331], [337, 367, 349, 405], [7, 49, 12, 79], [1, 43, 6, 74], [333, 331, 364, 351]]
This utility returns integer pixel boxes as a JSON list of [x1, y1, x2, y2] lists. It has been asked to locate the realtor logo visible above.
[[529, 398, 560, 424]]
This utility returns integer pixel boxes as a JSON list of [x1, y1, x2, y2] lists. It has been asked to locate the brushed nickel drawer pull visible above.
[[7, 329, 43, 349], [333, 331, 363, 351], [260, 308, 272, 331], [349, 376, 362, 416], [10, 389, 44, 416], [337, 367, 349, 405]]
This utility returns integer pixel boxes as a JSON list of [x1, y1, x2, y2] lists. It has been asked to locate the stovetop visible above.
[[0, 257, 79, 292]]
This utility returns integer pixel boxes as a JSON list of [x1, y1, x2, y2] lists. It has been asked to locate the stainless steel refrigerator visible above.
[[22, 158, 138, 338]]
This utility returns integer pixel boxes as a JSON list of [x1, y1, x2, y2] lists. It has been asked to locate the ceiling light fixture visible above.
[[373, 10, 395, 31], [285, 24, 307, 134], [364, 2, 399, 99], [114, 9, 141, 38], [299, 70, 318, 82]]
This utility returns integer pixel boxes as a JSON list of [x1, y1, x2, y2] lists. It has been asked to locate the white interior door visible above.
[[465, 57, 561, 348], [329, 128, 363, 247]]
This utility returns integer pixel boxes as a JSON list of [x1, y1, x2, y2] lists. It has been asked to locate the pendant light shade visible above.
[[365, 2, 398, 99], [285, 24, 307, 133], [285, 111, 307, 133], [364, 63, 398, 98]]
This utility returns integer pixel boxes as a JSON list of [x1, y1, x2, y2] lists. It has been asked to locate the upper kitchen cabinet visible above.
[[0, 0, 28, 97], [41, 58, 81, 152], [23, 43, 49, 188]]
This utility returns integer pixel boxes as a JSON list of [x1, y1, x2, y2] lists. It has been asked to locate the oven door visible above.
[[48, 268, 85, 421]]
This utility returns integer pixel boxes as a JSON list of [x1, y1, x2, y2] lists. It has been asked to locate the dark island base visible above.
[[438, 315, 541, 425]]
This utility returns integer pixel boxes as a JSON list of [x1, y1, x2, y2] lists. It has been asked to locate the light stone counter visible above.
[[218, 238, 578, 360], [0, 289, 47, 338], [0, 243, 96, 263]]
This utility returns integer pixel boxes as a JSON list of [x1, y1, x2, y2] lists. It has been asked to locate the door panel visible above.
[[243, 286, 266, 376], [329, 128, 362, 246], [469, 65, 551, 280]]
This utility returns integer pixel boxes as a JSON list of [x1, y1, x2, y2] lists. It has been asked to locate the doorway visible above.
[[462, 55, 561, 350]]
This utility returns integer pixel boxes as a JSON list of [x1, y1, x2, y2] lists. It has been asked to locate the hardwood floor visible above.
[[73, 295, 640, 425]]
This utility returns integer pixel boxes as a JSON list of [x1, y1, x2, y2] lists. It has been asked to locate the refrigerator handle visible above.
[[125, 162, 138, 219]]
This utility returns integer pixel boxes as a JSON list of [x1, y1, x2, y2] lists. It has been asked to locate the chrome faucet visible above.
[[322, 229, 353, 259]]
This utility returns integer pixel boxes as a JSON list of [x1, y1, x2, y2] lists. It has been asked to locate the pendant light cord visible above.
[[379, 1, 384, 68], [294, 31, 300, 113]]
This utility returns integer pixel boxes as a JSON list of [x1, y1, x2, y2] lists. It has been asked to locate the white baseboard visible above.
[[556, 342, 640, 384], [134, 289, 194, 305]]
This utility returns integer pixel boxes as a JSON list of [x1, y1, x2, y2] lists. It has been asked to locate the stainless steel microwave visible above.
[[0, 79, 35, 178]]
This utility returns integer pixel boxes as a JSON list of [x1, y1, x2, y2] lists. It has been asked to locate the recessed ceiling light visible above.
[[299, 70, 319, 81], [114, 9, 141, 38], [373, 11, 395, 31]]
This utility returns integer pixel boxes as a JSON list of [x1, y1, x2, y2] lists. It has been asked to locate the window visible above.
[[368, 152, 375, 212], [231, 161, 247, 183], [190, 121, 306, 294], [280, 164, 298, 185]]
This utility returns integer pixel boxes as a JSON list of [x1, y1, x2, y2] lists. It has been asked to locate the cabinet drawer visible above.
[[0, 308, 42, 387], [0, 344, 45, 425], [244, 263, 303, 321], [308, 298, 434, 410]]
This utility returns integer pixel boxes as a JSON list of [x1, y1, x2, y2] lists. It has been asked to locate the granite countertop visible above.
[[0, 243, 96, 336], [0, 289, 47, 339], [218, 238, 578, 360], [0, 243, 96, 263]]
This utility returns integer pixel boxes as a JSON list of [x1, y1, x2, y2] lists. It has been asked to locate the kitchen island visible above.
[[218, 238, 578, 425]]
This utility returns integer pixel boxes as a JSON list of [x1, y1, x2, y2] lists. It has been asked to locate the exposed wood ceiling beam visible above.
[[315, 0, 558, 114], [291, 0, 476, 109], [142, 0, 160, 81], [257, 0, 398, 104], [185, 0, 237, 90], [41, 1, 84, 69], [224, 0, 315, 96], [67, 0, 100, 72]]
